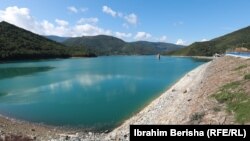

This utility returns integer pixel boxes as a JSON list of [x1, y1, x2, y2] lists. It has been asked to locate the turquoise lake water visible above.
[[0, 56, 206, 130]]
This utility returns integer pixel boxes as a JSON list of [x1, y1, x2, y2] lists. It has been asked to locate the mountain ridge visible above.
[[0, 21, 95, 61], [61, 35, 184, 55], [45, 35, 70, 43], [167, 26, 250, 56]]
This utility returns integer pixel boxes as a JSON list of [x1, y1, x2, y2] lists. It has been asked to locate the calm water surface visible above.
[[0, 56, 206, 130]]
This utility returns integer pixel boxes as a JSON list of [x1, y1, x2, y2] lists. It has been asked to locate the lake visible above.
[[0, 56, 206, 131]]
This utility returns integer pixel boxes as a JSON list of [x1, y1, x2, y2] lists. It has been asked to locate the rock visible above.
[[88, 132, 92, 136], [183, 88, 190, 93], [72, 137, 81, 141], [104, 130, 109, 133], [31, 128, 35, 132], [0, 135, 5, 141], [33, 136, 37, 140], [172, 89, 176, 92], [188, 99, 192, 101], [109, 132, 116, 140], [66, 135, 71, 140]]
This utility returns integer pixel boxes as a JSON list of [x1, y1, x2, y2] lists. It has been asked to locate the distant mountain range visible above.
[[167, 26, 250, 56], [2, 20, 250, 60], [45, 35, 70, 43], [0, 21, 95, 61], [121, 41, 183, 55], [46, 35, 184, 56]]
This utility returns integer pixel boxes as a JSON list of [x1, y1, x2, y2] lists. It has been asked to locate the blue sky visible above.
[[1, 0, 250, 45]]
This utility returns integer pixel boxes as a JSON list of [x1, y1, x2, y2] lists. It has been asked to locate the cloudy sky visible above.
[[1, 0, 250, 45]]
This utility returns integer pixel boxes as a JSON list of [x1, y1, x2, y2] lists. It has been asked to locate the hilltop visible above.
[[167, 26, 250, 56], [0, 21, 95, 61], [63, 35, 126, 55]]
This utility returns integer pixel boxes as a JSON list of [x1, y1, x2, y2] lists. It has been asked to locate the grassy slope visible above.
[[213, 62, 250, 123]]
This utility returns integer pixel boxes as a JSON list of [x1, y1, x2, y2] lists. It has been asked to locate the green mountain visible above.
[[122, 41, 183, 55], [0, 21, 94, 61], [167, 26, 250, 56], [63, 35, 184, 55], [64, 35, 126, 55]]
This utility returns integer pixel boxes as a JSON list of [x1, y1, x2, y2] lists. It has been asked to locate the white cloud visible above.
[[0, 6, 43, 33], [0, 6, 145, 41], [41, 20, 71, 36], [41, 20, 54, 32], [176, 39, 186, 45], [72, 24, 112, 37], [124, 13, 137, 25], [0, 6, 112, 37], [102, 5, 116, 17], [77, 17, 99, 24], [55, 19, 69, 27], [159, 35, 167, 42], [201, 38, 208, 42], [101, 6, 138, 26], [67, 6, 78, 13], [0, 6, 70, 36], [134, 32, 152, 40], [115, 32, 132, 38], [67, 6, 88, 13]]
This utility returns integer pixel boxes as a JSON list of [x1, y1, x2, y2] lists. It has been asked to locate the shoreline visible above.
[[0, 60, 211, 140], [0, 113, 107, 140], [169, 55, 214, 60], [1, 56, 243, 140], [107, 56, 249, 140], [104, 61, 212, 140]]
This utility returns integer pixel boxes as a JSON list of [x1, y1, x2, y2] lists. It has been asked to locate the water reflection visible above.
[[48, 80, 72, 90], [0, 67, 54, 80], [0, 56, 206, 130], [0, 74, 141, 104]]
